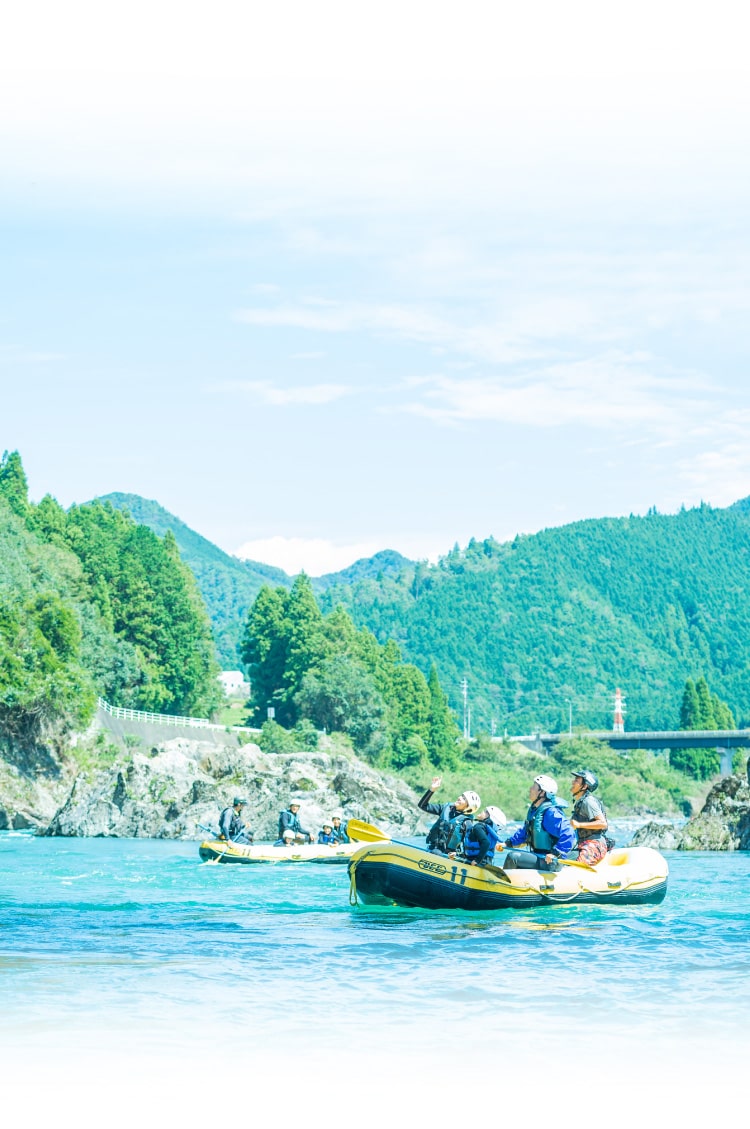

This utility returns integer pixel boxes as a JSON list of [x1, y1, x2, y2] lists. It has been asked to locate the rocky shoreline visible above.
[[1, 726, 424, 840], [633, 772, 750, 850]]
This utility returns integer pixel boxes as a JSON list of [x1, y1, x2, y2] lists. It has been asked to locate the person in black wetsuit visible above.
[[418, 776, 481, 854], [218, 797, 253, 844]]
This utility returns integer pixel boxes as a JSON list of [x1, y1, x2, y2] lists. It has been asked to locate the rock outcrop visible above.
[[632, 773, 750, 850], [44, 736, 423, 839]]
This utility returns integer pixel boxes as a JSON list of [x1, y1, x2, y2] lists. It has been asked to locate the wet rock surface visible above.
[[632, 773, 750, 850]]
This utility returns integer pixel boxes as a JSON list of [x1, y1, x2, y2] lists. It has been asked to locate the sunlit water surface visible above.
[[1, 834, 748, 1125]]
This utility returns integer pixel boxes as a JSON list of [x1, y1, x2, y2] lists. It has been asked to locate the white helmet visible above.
[[485, 805, 506, 828], [534, 774, 558, 797], [459, 790, 481, 814]]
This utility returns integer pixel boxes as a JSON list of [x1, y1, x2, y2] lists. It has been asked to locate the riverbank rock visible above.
[[0, 739, 77, 831], [631, 773, 750, 850], [44, 735, 423, 839]]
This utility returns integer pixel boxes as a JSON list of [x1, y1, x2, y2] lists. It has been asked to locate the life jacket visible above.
[[318, 831, 336, 844], [572, 794, 608, 844], [524, 799, 564, 854], [278, 810, 302, 838], [426, 804, 470, 853], [462, 819, 503, 863]]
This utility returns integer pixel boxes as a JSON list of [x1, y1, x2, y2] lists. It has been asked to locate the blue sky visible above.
[[2, 2, 749, 573]]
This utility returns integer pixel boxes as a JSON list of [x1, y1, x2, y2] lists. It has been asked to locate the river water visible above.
[[1, 833, 748, 1126]]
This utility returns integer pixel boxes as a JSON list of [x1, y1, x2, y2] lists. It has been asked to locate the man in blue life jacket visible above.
[[278, 801, 313, 844], [318, 823, 336, 845], [503, 775, 576, 871], [570, 769, 610, 865], [218, 797, 253, 844], [418, 776, 481, 854], [331, 815, 350, 843], [459, 805, 507, 867]]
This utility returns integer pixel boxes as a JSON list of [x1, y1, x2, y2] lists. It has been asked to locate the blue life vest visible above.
[[318, 831, 336, 844], [524, 799, 562, 854], [462, 819, 503, 863]]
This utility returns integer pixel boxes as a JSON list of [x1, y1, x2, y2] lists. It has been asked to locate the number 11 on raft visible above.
[[450, 865, 468, 885]]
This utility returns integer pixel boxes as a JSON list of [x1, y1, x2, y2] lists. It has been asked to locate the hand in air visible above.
[[430, 776, 442, 790]]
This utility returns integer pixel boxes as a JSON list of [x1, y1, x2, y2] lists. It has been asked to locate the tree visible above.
[[679, 679, 700, 729], [427, 664, 460, 766], [296, 654, 387, 759], [241, 585, 290, 722], [0, 451, 29, 518]]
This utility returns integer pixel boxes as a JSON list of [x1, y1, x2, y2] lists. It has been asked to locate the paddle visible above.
[[346, 818, 390, 843]]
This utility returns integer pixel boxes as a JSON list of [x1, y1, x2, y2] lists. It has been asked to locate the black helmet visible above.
[[233, 796, 248, 806], [571, 769, 598, 792]]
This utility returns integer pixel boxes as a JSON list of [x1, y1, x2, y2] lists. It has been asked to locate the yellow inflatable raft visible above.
[[348, 842, 668, 909], [199, 839, 359, 864]]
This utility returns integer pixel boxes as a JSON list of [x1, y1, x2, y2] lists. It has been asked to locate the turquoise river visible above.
[[1, 833, 748, 1127]]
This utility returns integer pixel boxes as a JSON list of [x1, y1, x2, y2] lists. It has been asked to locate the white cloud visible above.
[[235, 536, 381, 576], [224, 380, 352, 405], [399, 357, 709, 432]]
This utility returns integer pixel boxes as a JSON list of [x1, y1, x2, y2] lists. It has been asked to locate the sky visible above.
[[2, 2, 750, 574]]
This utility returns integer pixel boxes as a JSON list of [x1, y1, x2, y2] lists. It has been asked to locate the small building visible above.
[[218, 671, 250, 697]]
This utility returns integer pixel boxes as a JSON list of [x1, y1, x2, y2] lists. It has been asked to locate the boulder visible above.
[[632, 774, 750, 851], [44, 736, 422, 839]]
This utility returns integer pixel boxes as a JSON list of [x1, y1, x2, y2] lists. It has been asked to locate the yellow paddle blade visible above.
[[346, 818, 390, 843]]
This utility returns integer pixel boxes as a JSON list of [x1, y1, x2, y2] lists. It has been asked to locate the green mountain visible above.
[[0, 455, 221, 753], [318, 503, 750, 734], [96, 494, 412, 667]]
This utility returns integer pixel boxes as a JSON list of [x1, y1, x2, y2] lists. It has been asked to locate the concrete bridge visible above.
[[510, 729, 750, 774]]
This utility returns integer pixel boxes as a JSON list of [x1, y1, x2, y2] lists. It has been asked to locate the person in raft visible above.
[[418, 776, 481, 854], [273, 829, 297, 847], [503, 775, 576, 872], [569, 769, 610, 865], [331, 815, 350, 843], [278, 801, 313, 844], [459, 805, 507, 867], [218, 797, 254, 844], [318, 823, 336, 845]]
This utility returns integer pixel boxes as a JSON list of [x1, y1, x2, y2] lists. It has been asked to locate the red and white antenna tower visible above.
[[613, 687, 626, 733]]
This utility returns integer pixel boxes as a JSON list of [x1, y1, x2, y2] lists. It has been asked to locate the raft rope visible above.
[[348, 858, 359, 906]]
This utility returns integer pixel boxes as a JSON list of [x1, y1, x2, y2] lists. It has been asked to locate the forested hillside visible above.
[[98, 493, 411, 666], [0, 453, 221, 751], [319, 504, 750, 733]]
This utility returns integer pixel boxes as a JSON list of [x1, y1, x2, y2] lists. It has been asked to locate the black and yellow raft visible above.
[[199, 839, 359, 864], [347, 842, 668, 910]]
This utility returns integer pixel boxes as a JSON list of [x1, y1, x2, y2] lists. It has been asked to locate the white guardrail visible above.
[[96, 697, 259, 733]]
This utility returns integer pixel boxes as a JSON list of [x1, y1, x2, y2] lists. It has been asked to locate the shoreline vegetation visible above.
[[2, 449, 749, 842]]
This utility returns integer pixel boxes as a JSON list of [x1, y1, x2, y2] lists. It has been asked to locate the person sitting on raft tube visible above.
[[570, 769, 610, 866], [318, 823, 336, 845], [331, 815, 350, 843], [459, 805, 507, 867], [273, 829, 297, 847], [503, 775, 576, 872], [278, 802, 313, 844], [218, 797, 254, 844], [418, 776, 481, 854]]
